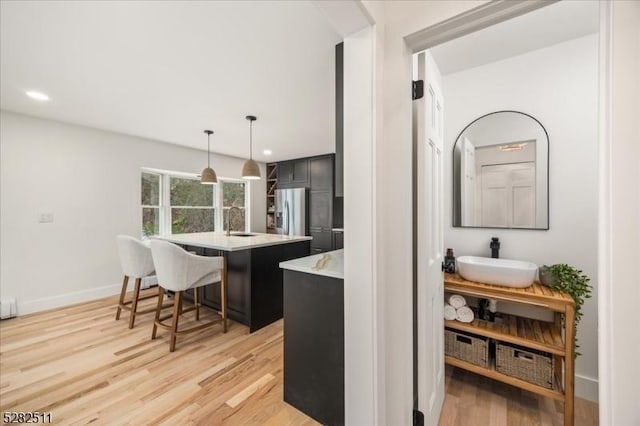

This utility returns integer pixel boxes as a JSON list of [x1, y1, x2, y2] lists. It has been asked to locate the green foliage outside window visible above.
[[142, 173, 160, 236], [170, 177, 214, 234]]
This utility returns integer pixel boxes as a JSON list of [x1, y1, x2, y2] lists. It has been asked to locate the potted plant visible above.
[[539, 264, 592, 357]]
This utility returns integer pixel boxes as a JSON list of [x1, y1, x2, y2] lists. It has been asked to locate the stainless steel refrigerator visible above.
[[275, 188, 308, 236]]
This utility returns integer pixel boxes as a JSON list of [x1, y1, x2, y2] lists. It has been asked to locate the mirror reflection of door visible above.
[[480, 162, 535, 227], [460, 136, 476, 226], [475, 140, 536, 227]]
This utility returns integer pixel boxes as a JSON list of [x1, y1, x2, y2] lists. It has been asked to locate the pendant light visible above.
[[201, 130, 217, 184], [242, 115, 261, 180]]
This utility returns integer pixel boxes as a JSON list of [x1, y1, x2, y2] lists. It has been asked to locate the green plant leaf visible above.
[[541, 263, 592, 359]]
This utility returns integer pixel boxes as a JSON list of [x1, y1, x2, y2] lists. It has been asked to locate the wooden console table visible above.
[[444, 273, 576, 426]]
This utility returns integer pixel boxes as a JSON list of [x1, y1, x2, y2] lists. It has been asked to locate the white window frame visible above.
[[141, 170, 162, 237], [141, 168, 250, 236]]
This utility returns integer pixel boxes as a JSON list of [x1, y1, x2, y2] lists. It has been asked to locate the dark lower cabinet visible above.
[[283, 270, 344, 426], [310, 228, 332, 253], [333, 231, 343, 250]]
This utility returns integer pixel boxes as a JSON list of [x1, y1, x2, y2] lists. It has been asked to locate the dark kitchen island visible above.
[[153, 232, 311, 333], [279, 249, 344, 426]]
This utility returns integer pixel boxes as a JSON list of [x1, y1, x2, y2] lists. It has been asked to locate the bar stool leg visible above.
[[128, 277, 142, 329], [115, 275, 129, 320], [152, 286, 165, 340], [170, 291, 182, 352]]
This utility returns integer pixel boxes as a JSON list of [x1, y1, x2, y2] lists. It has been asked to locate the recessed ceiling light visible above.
[[263, 149, 272, 156], [26, 91, 50, 101]]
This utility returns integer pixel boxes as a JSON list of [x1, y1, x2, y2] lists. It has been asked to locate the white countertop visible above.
[[331, 228, 344, 232], [152, 232, 312, 252], [279, 249, 344, 279]]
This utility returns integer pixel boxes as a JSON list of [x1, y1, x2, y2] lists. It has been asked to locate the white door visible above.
[[414, 51, 445, 425]]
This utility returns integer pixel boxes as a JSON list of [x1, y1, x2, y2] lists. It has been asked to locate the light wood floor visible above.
[[1, 291, 598, 425], [440, 366, 598, 426], [0, 289, 316, 425]]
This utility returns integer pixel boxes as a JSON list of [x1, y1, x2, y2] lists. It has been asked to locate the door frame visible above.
[[405, 1, 566, 418], [322, 0, 615, 423]]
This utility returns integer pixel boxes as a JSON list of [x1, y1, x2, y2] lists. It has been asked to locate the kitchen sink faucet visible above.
[[226, 206, 242, 236]]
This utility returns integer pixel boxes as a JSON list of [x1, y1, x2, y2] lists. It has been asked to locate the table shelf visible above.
[[445, 355, 564, 401], [444, 273, 575, 426], [445, 312, 565, 356]]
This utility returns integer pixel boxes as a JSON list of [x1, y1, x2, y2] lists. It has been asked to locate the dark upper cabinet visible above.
[[335, 42, 344, 197], [292, 160, 309, 184], [310, 155, 333, 191], [277, 162, 293, 185], [278, 160, 309, 187]]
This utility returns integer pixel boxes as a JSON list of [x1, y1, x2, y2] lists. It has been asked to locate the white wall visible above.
[[600, 1, 640, 424], [343, 25, 377, 426], [359, 1, 492, 425], [442, 34, 600, 400], [0, 111, 266, 315]]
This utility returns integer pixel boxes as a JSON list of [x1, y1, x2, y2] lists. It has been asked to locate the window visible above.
[[141, 172, 160, 236], [222, 181, 247, 232], [141, 169, 249, 236], [170, 176, 215, 234]]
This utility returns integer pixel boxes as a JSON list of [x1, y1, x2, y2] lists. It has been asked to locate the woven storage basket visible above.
[[445, 328, 489, 368], [496, 341, 555, 389]]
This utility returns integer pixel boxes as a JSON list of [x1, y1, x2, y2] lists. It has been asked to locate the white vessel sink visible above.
[[457, 256, 538, 288]]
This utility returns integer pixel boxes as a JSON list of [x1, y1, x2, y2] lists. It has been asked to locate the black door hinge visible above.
[[412, 80, 424, 100], [413, 409, 425, 426]]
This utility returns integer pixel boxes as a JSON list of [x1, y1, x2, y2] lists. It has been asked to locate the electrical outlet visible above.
[[38, 213, 54, 223]]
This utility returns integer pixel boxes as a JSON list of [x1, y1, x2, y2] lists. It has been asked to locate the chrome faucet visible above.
[[226, 206, 242, 236]]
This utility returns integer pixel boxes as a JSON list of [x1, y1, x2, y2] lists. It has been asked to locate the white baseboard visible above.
[[17, 284, 122, 316], [576, 373, 599, 402]]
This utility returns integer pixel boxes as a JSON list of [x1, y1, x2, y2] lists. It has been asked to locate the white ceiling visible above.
[[430, 0, 599, 76], [0, 1, 341, 162]]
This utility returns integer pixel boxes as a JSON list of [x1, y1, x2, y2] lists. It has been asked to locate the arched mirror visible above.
[[452, 111, 549, 229]]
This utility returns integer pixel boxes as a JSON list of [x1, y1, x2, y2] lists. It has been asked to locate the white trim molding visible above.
[[576, 374, 599, 403], [598, 0, 640, 424], [597, 1, 613, 423], [16, 283, 122, 317]]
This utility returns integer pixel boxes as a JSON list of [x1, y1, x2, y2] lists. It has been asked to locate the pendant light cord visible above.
[[249, 120, 253, 160], [207, 133, 211, 168]]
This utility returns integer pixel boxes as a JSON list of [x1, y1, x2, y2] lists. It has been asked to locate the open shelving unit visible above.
[[266, 163, 278, 234], [444, 273, 576, 425]]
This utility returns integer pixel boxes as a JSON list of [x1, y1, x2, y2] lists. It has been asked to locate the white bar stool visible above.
[[115, 235, 163, 328], [149, 240, 228, 352]]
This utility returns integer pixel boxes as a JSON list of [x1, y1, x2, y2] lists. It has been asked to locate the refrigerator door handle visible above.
[[284, 200, 290, 235]]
